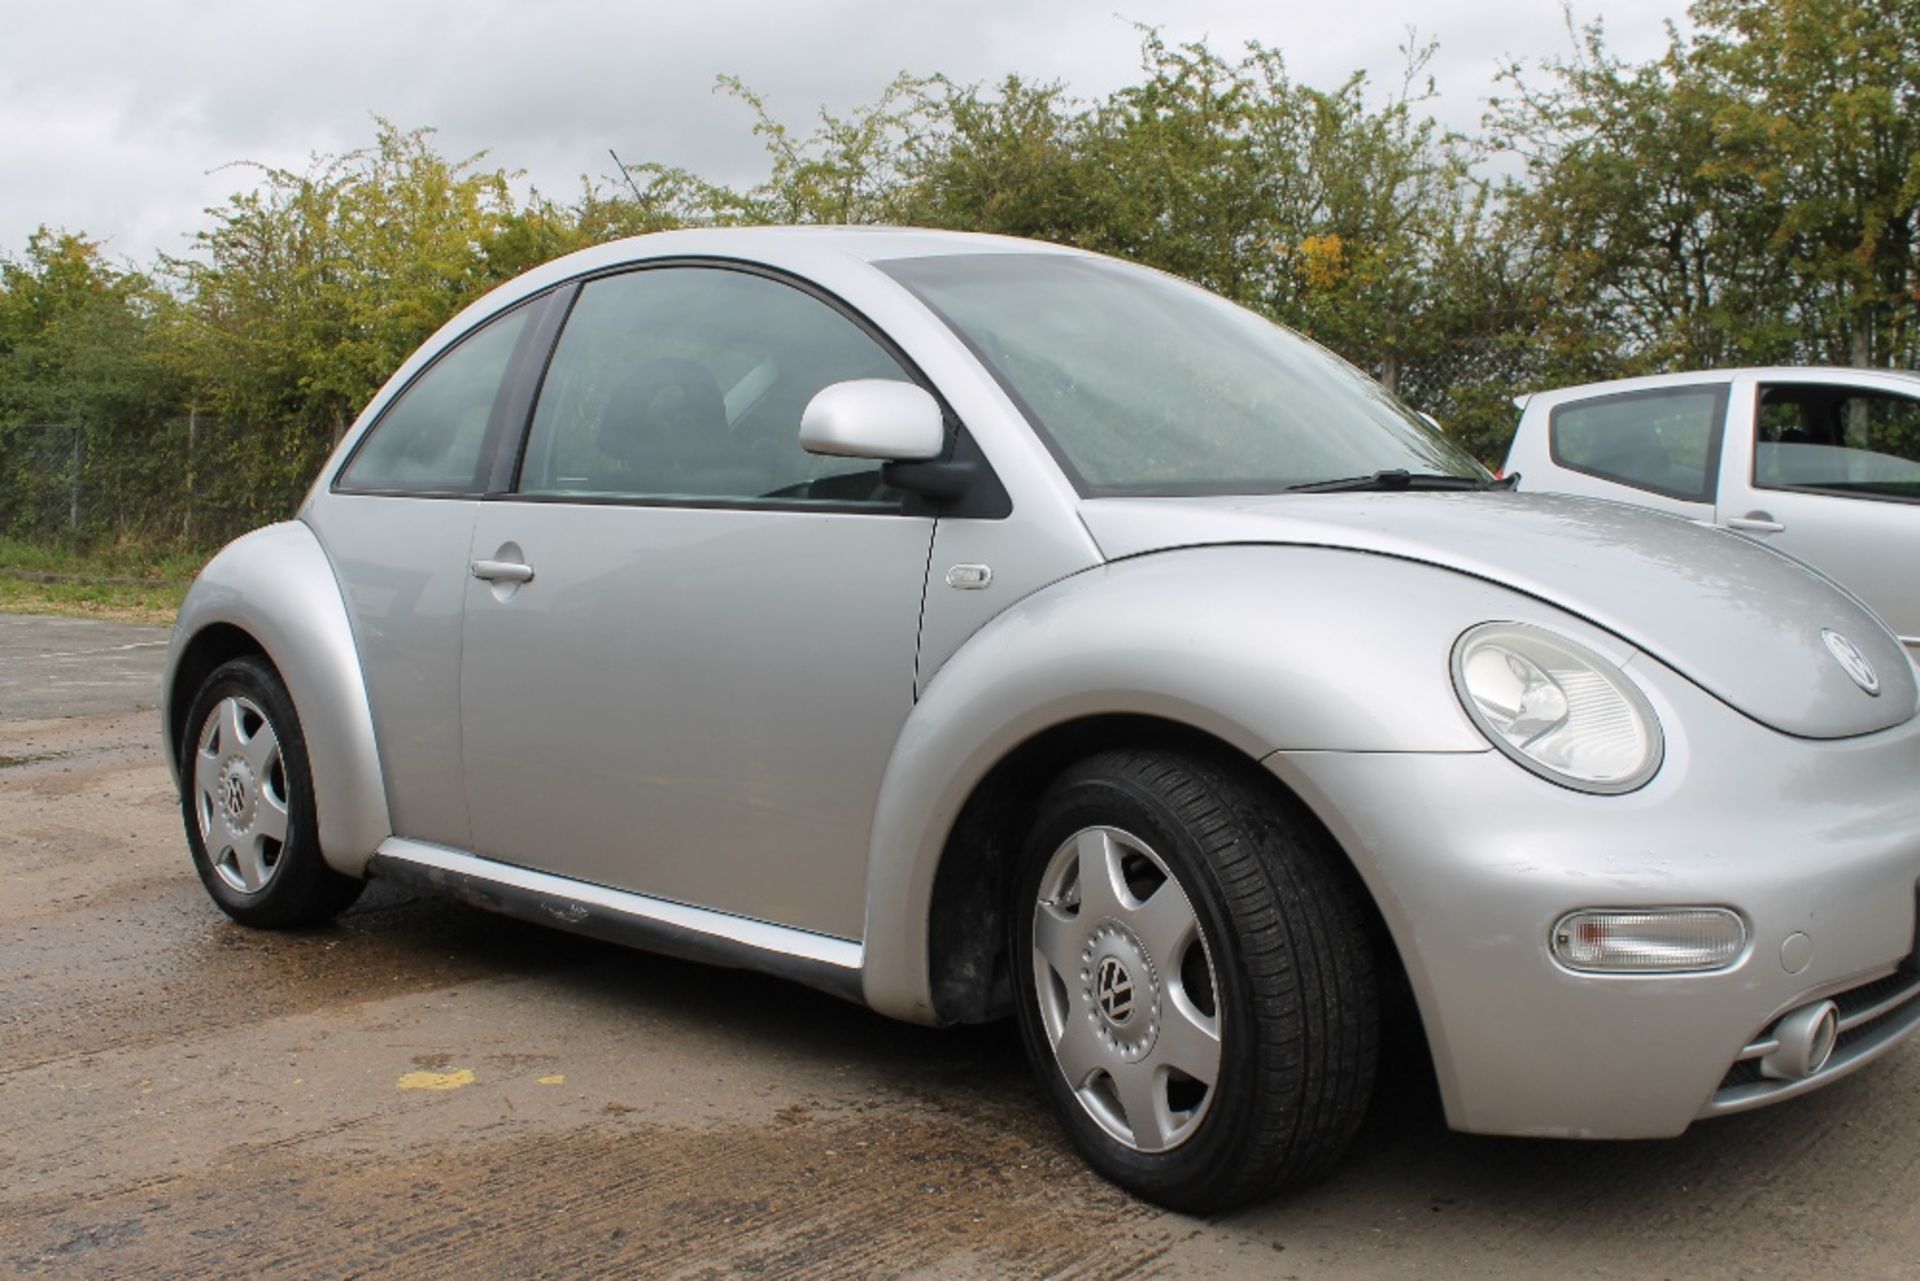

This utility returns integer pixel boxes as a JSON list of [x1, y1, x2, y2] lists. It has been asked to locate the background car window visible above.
[[336, 305, 532, 494], [519, 267, 915, 505], [1756, 385, 1920, 501], [1548, 387, 1723, 501]]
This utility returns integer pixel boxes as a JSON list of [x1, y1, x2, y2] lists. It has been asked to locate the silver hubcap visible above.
[[1032, 826, 1222, 1153], [193, 695, 290, 894]]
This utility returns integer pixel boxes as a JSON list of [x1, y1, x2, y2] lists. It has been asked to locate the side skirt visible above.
[[369, 838, 867, 1005]]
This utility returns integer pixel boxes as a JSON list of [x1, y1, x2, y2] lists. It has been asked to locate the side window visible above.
[[1548, 386, 1725, 502], [1755, 385, 1920, 502], [518, 267, 918, 506], [337, 305, 534, 494]]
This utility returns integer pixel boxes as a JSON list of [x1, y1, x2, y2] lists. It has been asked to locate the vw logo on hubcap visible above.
[[1081, 920, 1161, 1060], [1096, 956, 1136, 1026], [216, 757, 257, 833], [1821, 629, 1881, 696]]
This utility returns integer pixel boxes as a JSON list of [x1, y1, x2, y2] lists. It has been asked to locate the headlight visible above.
[[1451, 622, 1662, 793]]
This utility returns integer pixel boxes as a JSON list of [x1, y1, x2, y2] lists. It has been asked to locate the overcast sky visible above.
[[2, 0, 1694, 268]]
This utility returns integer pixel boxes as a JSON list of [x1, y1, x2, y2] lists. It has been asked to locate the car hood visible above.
[[1078, 491, 1917, 739]]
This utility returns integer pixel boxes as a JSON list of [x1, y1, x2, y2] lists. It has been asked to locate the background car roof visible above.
[[1521, 366, 1920, 411]]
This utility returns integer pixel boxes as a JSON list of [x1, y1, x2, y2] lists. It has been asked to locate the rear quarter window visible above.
[[335, 303, 535, 496], [1548, 386, 1727, 502]]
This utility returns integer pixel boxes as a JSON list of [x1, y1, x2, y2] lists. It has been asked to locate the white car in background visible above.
[[1504, 368, 1920, 655]]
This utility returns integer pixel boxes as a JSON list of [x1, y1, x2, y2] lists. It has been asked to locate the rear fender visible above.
[[162, 521, 389, 877]]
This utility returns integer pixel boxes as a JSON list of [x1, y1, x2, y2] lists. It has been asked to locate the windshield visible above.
[[880, 252, 1487, 496]]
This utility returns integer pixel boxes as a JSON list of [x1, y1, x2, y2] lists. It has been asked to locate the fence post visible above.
[[69, 425, 82, 534], [186, 408, 197, 544]]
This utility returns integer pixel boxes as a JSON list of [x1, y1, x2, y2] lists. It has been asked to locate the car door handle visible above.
[[471, 558, 535, 584], [1723, 513, 1785, 534]]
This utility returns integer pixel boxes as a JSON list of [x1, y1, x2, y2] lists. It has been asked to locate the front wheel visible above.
[[1009, 749, 1379, 1212], [180, 655, 363, 927]]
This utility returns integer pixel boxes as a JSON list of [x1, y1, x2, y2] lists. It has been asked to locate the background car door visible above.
[[1717, 377, 1920, 653], [458, 265, 937, 940]]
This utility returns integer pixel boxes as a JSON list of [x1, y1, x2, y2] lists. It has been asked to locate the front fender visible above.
[[859, 543, 1560, 1021], [163, 520, 389, 877]]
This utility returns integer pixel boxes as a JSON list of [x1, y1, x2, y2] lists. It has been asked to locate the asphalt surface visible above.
[[4, 611, 1920, 1279], [0, 614, 172, 721]]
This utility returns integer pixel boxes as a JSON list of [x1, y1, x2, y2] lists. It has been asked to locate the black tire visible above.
[[1008, 748, 1378, 1213], [179, 655, 363, 928]]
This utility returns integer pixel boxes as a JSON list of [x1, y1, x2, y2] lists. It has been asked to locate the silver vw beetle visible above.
[[163, 228, 1920, 1211]]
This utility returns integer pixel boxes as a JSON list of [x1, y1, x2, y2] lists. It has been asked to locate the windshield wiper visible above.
[[1286, 469, 1518, 494]]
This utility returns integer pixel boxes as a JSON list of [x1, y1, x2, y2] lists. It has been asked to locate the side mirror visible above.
[[800, 380, 945, 461]]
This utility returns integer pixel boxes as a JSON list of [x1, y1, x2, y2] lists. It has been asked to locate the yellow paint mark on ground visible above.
[[537, 1074, 566, 1086], [396, 1068, 475, 1092]]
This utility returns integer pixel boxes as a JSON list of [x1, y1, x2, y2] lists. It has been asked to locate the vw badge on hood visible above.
[[1822, 629, 1881, 696]]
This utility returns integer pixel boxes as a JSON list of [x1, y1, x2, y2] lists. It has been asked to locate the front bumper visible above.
[[1269, 657, 1920, 1139], [1705, 963, 1920, 1116]]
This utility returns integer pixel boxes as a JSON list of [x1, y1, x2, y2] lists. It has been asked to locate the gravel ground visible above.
[[3, 612, 1918, 1280]]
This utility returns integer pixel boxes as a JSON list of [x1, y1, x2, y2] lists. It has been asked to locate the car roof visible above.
[[423, 225, 1091, 361], [691, 225, 1081, 263], [495, 225, 1078, 301]]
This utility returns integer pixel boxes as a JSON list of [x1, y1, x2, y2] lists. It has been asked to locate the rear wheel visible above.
[[180, 655, 363, 927], [1009, 748, 1378, 1212]]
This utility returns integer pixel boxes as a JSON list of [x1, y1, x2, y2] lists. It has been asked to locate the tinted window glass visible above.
[[338, 305, 532, 494], [1549, 388, 1723, 501], [519, 268, 913, 505], [1756, 385, 1920, 501], [879, 253, 1485, 496]]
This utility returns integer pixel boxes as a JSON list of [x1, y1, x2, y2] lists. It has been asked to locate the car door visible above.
[[458, 264, 938, 940], [306, 296, 551, 849], [1718, 375, 1920, 653]]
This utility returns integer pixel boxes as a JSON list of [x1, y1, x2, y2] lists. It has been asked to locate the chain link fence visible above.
[[0, 416, 326, 548]]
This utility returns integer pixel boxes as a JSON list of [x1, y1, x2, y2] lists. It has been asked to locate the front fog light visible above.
[[1452, 622, 1663, 794], [1551, 908, 1746, 973]]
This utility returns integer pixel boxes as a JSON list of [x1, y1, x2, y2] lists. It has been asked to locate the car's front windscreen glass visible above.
[[880, 252, 1487, 496]]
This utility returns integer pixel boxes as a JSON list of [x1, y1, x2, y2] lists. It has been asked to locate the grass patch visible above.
[[0, 537, 206, 624], [0, 536, 207, 581]]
